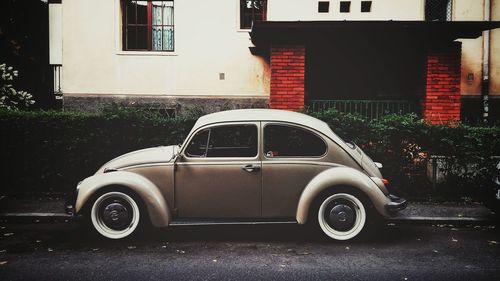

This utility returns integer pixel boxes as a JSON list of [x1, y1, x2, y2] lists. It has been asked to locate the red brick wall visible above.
[[270, 45, 305, 110], [423, 43, 462, 125]]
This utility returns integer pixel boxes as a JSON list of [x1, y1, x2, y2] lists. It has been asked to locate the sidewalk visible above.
[[0, 195, 497, 224], [0, 195, 71, 221]]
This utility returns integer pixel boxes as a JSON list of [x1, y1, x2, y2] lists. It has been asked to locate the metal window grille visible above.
[[240, 0, 267, 29], [425, 0, 452, 21], [52, 65, 62, 99]]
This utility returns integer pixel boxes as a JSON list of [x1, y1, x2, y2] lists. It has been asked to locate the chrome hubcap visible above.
[[327, 203, 356, 231], [100, 199, 132, 231], [317, 193, 366, 241]]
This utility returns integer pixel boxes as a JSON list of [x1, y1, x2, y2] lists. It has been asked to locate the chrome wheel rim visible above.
[[318, 193, 366, 240], [91, 192, 140, 239]]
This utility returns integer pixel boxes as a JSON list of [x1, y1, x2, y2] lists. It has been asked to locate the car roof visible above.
[[194, 109, 332, 133]]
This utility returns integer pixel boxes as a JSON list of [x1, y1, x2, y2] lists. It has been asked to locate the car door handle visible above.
[[242, 164, 261, 173]]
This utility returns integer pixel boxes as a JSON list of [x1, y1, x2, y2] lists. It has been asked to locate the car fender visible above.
[[75, 171, 171, 227], [296, 166, 391, 224]]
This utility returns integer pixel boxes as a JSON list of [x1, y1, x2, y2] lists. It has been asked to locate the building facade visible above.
[[49, 0, 500, 123]]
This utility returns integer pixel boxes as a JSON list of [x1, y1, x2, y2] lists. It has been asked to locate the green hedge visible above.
[[311, 110, 500, 199], [0, 109, 194, 194], [1, 108, 499, 200]]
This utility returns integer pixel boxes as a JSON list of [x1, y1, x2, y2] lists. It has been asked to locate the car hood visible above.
[[96, 145, 179, 174]]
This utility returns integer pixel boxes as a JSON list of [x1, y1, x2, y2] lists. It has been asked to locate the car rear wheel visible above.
[[317, 193, 367, 241], [90, 191, 141, 239]]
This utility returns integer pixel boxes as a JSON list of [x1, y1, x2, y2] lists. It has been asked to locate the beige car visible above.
[[70, 109, 406, 240]]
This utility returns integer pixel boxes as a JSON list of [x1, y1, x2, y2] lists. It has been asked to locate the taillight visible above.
[[381, 178, 389, 186]]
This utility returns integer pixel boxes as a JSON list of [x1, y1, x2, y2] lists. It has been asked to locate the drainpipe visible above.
[[482, 0, 491, 123]]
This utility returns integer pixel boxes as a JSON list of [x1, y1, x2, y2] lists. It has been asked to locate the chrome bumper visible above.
[[386, 194, 407, 213]]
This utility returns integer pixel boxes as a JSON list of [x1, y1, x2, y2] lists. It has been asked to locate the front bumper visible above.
[[385, 194, 407, 213]]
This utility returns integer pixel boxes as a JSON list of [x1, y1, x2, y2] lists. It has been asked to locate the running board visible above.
[[169, 219, 297, 226]]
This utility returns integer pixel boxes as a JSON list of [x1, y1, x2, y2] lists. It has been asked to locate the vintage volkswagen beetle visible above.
[[71, 109, 406, 240]]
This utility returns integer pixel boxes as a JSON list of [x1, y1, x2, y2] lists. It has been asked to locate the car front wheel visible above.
[[317, 193, 367, 241], [90, 191, 141, 239]]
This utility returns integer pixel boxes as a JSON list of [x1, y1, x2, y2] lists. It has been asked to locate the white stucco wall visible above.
[[56, 0, 499, 99], [268, 0, 424, 21], [455, 0, 485, 96], [489, 0, 500, 96], [61, 0, 269, 97], [49, 3, 62, 65]]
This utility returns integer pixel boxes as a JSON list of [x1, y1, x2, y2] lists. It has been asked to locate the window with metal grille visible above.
[[339, 1, 351, 13], [123, 0, 174, 51], [318, 1, 330, 13], [425, 0, 452, 21], [361, 1, 372, 13], [240, 0, 267, 29]]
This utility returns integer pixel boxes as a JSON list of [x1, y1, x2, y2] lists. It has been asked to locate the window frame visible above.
[[182, 122, 260, 160], [239, 0, 268, 30], [360, 1, 372, 13], [339, 1, 351, 13], [263, 123, 328, 159], [121, 0, 175, 52], [318, 1, 330, 13]]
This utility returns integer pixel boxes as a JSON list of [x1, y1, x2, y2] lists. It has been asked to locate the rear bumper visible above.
[[385, 194, 407, 213]]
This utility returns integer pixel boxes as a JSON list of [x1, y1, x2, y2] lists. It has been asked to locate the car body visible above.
[[70, 109, 406, 240]]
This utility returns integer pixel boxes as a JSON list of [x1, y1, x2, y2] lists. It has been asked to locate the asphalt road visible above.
[[0, 220, 498, 281]]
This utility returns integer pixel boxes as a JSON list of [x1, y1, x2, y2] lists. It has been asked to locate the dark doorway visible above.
[[305, 37, 427, 101]]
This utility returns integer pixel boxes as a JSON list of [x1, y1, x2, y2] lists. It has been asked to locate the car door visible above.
[[261, 123, 332, 218], [175, 122, 262, 218]]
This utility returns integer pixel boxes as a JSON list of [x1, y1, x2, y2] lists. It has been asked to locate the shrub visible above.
[[1, 108, 498, 200], [0, 109, 193, 194], [0, 63, 35, 110], [312, 109, 500, 200]]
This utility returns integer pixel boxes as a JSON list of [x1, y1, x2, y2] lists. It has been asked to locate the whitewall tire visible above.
[[90, 191, 141, 239], [317, 193, 367, 241]]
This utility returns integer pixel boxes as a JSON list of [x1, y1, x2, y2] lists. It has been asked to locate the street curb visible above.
[[389, 216, 496, 225], [0, 213, 496, 225], [0, 213, 72, 223]]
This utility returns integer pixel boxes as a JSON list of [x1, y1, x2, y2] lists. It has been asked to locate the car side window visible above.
[[264, 125, 327, 157], [185, 129, 210, 157], [185, 125, 258, 158]]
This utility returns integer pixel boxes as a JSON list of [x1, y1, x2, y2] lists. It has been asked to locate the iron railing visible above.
[[307, 99, 419, 120]]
